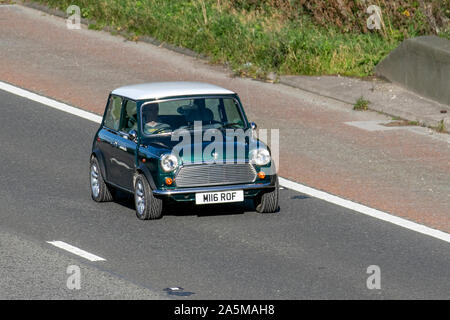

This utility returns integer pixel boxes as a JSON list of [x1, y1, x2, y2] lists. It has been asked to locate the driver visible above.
[[143, 103, 169, 134]]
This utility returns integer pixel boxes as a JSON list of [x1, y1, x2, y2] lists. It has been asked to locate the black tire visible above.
[[254, 177, 279, 213], [134, 173, 163, 220], [90, 156, 114, 202]]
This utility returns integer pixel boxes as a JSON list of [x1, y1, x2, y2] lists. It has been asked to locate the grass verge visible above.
[[25, 0, 448, 79]]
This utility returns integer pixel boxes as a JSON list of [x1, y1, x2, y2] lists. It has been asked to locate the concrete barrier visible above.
[[375, 36, 450, 106]]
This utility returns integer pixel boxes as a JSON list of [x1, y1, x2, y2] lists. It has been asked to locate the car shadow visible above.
[[111, 189, 252, 218], [163, 200, 251, 218], [112, 190, 136, 211], [290, 194, 310, 200]]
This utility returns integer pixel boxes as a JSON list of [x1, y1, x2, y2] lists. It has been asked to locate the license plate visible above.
[[195, 190, 244, 205]]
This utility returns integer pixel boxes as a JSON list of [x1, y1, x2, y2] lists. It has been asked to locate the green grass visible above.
[[28, 0, 440, 78], [436, 120, 446, 133], [353, 96, 370, 111]]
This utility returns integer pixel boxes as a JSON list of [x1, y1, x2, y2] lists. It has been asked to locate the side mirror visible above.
[[128, 129, 138, 142], [249, 122, 257, 139]]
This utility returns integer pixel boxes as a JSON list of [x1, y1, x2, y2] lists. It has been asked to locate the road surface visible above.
[[0, 90, 448, 299], [1, 4, 450, 232]]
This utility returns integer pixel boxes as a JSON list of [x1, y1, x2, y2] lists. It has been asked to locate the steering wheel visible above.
[[145, 123, 171, 135]]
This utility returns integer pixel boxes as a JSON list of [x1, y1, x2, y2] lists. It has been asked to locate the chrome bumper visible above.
[[152, 181, 276, 197]]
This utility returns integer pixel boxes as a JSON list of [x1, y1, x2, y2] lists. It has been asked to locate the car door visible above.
[[98, 95, 123, 185], [109, 98, 139, 191]]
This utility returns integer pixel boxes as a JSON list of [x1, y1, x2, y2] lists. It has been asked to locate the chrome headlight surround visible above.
[[249, 148, 271, 166], [160, 153, 179, 172]]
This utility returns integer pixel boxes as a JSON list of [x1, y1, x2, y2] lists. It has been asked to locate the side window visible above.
[[120, 100, 138, 133], [103, 96, 122, 131]]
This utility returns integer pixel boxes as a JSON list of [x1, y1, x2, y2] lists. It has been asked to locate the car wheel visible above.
[[90, 156, 114, 202], [134, 173, 163, 220], [254, 177, 279, 214]]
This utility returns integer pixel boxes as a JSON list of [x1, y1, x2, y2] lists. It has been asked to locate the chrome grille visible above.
[[175, 163, 257, 187]]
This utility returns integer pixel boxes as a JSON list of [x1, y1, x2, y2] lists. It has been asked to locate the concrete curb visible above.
[[280, 75, 449, 133], [444, 117, 450, 131], [376, 36, 450, 106]]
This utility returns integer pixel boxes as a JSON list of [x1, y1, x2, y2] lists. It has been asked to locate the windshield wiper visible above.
[[220, 122, 243, 129]]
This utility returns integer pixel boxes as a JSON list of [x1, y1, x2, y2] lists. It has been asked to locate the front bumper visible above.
[[152, 179, 276, 198]]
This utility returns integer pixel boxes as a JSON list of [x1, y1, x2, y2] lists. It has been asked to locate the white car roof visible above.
[[111, 81, 235, 100]]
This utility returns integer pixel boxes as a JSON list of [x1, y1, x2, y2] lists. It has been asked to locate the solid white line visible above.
[[47, 241, 106, 262], [279, 177, 450, 243], [0, 81, 102, 123], [1, 80, 449, 244]]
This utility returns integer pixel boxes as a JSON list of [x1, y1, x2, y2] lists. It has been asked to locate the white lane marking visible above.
[[1, 81, 449, 244], [279, 177, 450, 243], [47, 241, 106, 262], [0, 81, 102, 123]]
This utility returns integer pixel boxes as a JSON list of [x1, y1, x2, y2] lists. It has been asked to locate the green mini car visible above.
[[90, 82, 279, 220]]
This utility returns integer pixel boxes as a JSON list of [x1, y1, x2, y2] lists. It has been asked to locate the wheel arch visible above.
[[91, 148, 107, 180], [134, 164, 157, 190]]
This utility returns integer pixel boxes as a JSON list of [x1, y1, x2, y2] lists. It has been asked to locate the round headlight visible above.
[[160, 154, 179, 172], [249, 149, 271, 166]]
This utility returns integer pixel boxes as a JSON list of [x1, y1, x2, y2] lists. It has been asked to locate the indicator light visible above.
[[165, 177, 173, 185]]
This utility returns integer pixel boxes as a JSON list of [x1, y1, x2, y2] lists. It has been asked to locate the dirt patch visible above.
[[383, 120, 419, 127]]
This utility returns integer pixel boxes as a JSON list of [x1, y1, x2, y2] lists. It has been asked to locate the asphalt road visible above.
[[2, 3, 450, 232], [0, 90, 449, 299]]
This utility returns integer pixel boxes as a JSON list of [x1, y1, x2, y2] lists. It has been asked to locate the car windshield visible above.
[[141, 97, 246, 135]]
